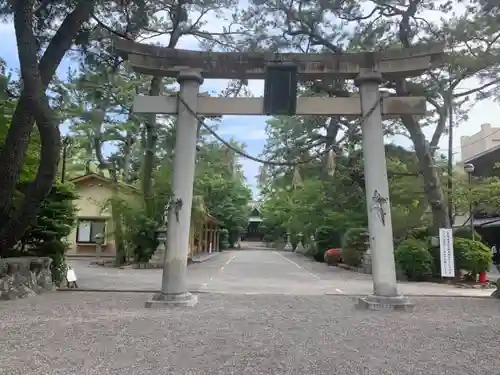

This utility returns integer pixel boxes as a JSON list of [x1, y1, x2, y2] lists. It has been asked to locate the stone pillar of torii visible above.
[[115, 39, 444, 310]]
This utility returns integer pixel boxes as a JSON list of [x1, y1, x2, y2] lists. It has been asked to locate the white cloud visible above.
[[216, 116, 268, 142]]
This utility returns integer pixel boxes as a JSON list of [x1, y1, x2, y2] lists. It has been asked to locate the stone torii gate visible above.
[[115, 39, 444, 310]]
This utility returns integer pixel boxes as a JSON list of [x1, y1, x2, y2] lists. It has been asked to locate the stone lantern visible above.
[[284, 232, 293, 251], [295, 233, 305, 253], [149, 225, 167, 266]]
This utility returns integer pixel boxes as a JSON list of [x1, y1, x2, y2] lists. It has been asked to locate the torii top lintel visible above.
[[114, 38, 445, 80]]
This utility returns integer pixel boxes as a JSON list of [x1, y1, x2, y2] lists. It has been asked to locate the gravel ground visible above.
[[1, 292, 499, 375]]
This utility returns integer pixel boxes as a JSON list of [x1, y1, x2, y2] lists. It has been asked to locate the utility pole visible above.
[[446, 71, 454, 228]]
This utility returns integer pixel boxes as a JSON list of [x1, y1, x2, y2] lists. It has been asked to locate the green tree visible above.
[[5, 183, 78, 283], [194, 140, 252, 246], [239, 0, 500, 234], [20, 183, 78, 248], [0, 0, 97, 252], [0, 0, 243, 254]]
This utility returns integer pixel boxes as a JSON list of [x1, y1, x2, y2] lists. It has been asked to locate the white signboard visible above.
[[77, 221, 91, 242], [439, 228, 455, 277], [66, 267, 77, 282]]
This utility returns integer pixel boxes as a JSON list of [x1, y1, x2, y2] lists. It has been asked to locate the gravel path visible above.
[[1, 292, 499, 375]]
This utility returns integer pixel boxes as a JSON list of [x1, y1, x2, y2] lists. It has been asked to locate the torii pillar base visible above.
[[145, 292, 198, 309], [357, 295, 414, 312]]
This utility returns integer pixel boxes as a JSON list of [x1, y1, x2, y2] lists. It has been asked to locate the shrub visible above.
[[406, 226, 433, 242], [453, 227, 482, 241], [341, 228, 369, 267], [262, 233, 275, 244], [395, 239, 433, 281], [5, 184, 77, 282], [453, 237, 491, 278], [21, 183, 78, 248], [324, 248, 341, 265], [314, 226, 342, 262], [129, 215, 158, 263], [219, 228, 229, 250], [36, 240, 68, 285]]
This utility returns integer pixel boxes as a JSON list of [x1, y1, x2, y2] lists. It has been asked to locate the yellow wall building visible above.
[[66, 173, 221, 258]]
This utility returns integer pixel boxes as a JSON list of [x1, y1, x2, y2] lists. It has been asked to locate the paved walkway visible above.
[[69, 250, 494, 297]]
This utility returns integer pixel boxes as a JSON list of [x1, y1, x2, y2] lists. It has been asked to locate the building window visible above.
[[76, 219, 106, 244]]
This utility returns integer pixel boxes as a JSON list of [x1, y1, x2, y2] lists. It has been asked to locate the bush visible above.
[[22, 183, 77, 247], [324, 248, 341, 265], [36, 240, 67, 285], [453, 237, 491, 278], [406, 226, 433, 242], [5, 184, 77, 283], [341, 228, 369, 267], [262, 233, 275, 244], [395, 239, 433, 281], [314, 226, 342, 262], [453, 227, 482, 241], [129, 216, 158, 263], [219, 228, 229, 250]]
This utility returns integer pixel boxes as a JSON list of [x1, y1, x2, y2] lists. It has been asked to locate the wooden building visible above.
[[66, 173, 222, 258]]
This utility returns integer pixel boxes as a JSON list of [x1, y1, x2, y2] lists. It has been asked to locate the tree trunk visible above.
[[111, 198, 127, 265], [122, 132, 134, 182], [0, 1, 93, 241], [394, 78, 449, 233], [142, 76, 161, 217], [0, 1, 93, 252], [400, 115, 449, 233], [109, 169, 127, 266]]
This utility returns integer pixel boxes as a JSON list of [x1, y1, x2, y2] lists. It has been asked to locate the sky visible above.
[[1, 8, 500, 198]]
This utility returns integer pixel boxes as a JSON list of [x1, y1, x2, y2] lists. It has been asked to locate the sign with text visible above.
[[66, 267, 77, 282], [439, 228, 455, 277]]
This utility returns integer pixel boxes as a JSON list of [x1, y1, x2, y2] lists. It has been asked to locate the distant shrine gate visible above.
[[114, 38, 444, 310]]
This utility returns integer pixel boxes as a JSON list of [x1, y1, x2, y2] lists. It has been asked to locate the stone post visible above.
[[94, 233, 104, 259], [354, 69, 412, 311], [210, 227, 215, 253], [208, 228, 213, 254], [208, 225, 214, 253], [146, 70, 202, 308], [215, 229, 220, 252]]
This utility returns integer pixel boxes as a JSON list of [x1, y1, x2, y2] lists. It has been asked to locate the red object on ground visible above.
[[479, 272, 487, 283], [326, 248, 341, 257], [324, 248, 342, 265]]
